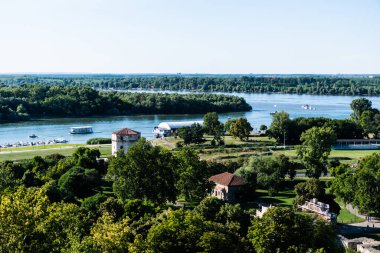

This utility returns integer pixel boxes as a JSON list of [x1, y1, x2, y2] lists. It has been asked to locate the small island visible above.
[[0, 84, 251, 123]]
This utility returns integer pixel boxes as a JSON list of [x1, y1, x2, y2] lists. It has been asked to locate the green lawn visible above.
[[275, 149, 380, 164], [0, 144, 112, 161], [337, 208, 365, 224], [152, 135, 275, 162], [0, 144, 83, 152]]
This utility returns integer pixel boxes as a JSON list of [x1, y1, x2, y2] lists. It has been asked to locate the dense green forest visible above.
[[0, 84, 251, 123], [1, 74, 380, 95], [0, 142, 341, 252]]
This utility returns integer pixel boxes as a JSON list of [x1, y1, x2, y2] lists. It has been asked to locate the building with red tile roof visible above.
[[112, 128, 141, 155], [209, 172, 246, 202]]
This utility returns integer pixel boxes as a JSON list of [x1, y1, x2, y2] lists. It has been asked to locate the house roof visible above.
[[112, 128, 140, 136], [157, 121, 203, 130], [209, 172, 246, 186]]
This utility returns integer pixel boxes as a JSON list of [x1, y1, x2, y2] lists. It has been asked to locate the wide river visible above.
[[1, 92, 380, 146]]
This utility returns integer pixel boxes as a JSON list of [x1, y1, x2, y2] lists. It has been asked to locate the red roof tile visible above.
[[112, 128, 140, 136], [209, 172, 246, 186]]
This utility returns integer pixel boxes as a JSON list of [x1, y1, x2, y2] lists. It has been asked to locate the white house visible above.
[[112, 128, 141, 155], [153, 121, 203, 137], [209, 172, 246, 202]]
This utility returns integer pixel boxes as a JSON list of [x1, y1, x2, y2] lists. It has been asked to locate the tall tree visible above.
[[296, 127, 336, 178], [229, 118, 253, 141], [203, 112, 224, 145], [107, 138, 177, 204], [268, 111, 291, 144], [248, 207, 336, 253], [177, 123, 204, 144], [350, 98, 372, 122], [174, 149, 212, 201], [332, 152, 380, 215]]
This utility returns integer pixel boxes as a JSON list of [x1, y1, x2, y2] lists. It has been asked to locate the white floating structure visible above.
[[70, 126, 93, 134], [153, 121, 203, 137]]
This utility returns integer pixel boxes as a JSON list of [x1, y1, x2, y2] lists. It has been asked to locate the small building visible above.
[[112, 128, 141, 155], [153, 121, 203, 137], [209, 172, 246, 202], [298, 198, 337, 223]]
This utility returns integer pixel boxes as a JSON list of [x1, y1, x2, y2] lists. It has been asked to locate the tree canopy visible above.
[[296, 126, 337, 178]]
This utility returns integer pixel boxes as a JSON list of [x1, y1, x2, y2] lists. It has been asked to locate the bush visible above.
[[86, 138, 111, 145]]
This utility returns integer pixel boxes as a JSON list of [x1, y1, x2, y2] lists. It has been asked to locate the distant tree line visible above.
[[2, 75, 380, 95], [268, 112, 363, 145], [0, 84, 251, 123]]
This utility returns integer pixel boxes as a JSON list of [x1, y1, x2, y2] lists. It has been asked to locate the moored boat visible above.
[[70, 126, 93, 134]]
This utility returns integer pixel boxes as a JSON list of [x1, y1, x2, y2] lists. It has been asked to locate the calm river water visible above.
[[1, 92, 380, 145]]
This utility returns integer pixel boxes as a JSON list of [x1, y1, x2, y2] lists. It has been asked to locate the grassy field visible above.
[[152, 135, 275, 162], [0, 144, 112, 161], [275, 149, 380, 164], [337, 208, 365, 224], [0, 144, 83, 152]]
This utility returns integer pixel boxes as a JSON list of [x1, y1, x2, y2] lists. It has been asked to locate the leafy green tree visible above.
[[0, 187, 49, 252], [0, 161, 25, 193], [350, 97, 372, 122], [177, 123, 204, 144], [268, 111, 291, 144], [229, 118, 253, 141], [296, 127, 336, 178], [203, 112, 224, 145], [332, 152, 380, 215], [359, 109, 380, 137], [175, 149, 212, 201], [248, 207, 336, 253], [81, 193, 108, 218], [38, 201, 87, 252], [123, 199, 157, 221], [224, 118, 238, 133], [107, 138, 177, 204], [294, 179, 325, 205], [216, 203, 251, 236], [194, 197, 224, 221], [72, 147, 104, 174], [144, 209, 244, 253], [58, 166, 101, 200], [71, 212, 133, 253], [235, 155, 295, 195], [259, 124, 267, 131]]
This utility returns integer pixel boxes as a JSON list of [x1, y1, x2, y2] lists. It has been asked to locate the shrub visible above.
[[86, 138, 111, 145]]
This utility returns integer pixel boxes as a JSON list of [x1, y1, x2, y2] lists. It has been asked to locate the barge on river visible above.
[[70, 126, 93, 134]]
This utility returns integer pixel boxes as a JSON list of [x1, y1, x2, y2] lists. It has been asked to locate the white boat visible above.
[[302, 104, 315, 110], [70, 126, 93, 134], [54, 138, 68, 143]]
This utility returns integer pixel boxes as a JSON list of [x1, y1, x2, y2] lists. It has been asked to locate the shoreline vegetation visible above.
[[0, 84, 251, 123], [1, 74, 380, 96]]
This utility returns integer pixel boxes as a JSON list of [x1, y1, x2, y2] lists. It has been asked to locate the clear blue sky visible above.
[[0, 0, 379, 74]]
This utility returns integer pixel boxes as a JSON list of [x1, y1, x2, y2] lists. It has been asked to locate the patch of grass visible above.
[[337, 208, 365, 224], [251, 187, 297, 209], [274, 149, 380, 164], [0, 144, 83, 152], [0, 144, 111, 161]]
